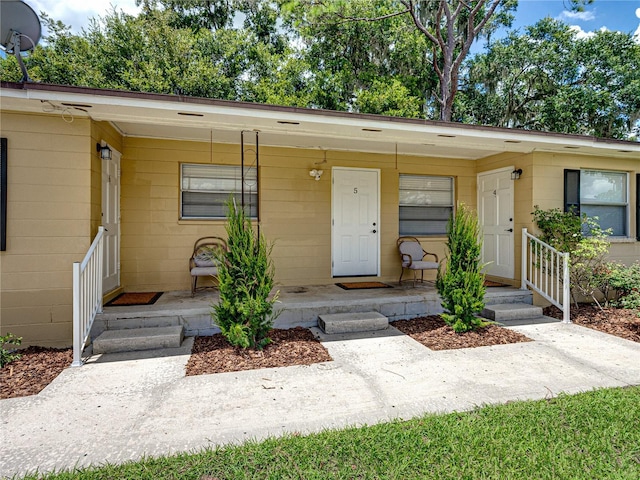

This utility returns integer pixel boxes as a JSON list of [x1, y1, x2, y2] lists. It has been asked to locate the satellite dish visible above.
[[0, 0, 42, 82]]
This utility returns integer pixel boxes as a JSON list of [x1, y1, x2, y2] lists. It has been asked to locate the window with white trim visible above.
[[564, 169, 629, 237], [181, 164, 257, 219], [399, 175, 454, 236]]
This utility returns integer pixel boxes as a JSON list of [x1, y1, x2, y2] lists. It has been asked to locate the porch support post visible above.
[[562, 252, 571, 323], [521, 228, 527, 290], [71, 261, 83, 367]]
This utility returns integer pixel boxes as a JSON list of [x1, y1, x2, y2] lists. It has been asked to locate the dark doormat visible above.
[[336, 282, 393, 290], [105, 292, 163, 306], [484, 280, 509, 287]]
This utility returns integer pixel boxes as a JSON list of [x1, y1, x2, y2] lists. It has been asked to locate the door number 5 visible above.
[[353, 188, 358, 194]]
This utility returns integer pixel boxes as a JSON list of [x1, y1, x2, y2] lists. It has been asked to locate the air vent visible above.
[[362, 128, 382, 132], [178, 112, 204, 117], [277, 121, 300, 125]]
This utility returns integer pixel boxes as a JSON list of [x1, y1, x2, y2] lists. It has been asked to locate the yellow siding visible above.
[[0, 112, 92, 346], [120, 139, 477, 289]]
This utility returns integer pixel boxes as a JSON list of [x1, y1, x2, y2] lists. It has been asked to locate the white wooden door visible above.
[[332, 168, 380, 277], [102, 149, 120, 293], [478, 168, 514, 279]]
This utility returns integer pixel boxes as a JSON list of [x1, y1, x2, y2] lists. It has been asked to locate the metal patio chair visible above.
[[397, 236, 439, 286], [189, 236, 227, 297]]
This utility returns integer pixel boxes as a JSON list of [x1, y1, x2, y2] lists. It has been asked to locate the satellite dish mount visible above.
[[0, 1, 42, 82]]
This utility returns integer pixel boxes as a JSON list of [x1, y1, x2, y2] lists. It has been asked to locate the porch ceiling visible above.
[[2, 82, 639, 160]]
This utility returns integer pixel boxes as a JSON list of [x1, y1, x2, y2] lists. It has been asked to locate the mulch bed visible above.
[[544, 304, 640, 343], [392, 316, 533, 350], [6, 307, 637, 400], [185, 327, 333, 376], [0, 346, 72, 400]]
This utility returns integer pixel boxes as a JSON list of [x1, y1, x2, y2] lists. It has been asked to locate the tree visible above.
[[285, 0, 519, 121], [460, 19, 640, 139]]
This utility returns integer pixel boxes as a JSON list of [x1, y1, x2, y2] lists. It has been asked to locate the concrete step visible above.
[[318, 312, 388, 334], [481, 303, 543, 322], [93, 326, 184, 354]]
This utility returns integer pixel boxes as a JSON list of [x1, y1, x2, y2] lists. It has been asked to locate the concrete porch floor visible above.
[[92, 282, 533, 338]]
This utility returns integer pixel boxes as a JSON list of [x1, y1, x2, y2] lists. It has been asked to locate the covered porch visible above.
[[91, 283, 533, 340]]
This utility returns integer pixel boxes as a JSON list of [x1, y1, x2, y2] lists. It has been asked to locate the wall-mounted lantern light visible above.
[[511, 168, 523, 180], [96, 142, 112, 160]]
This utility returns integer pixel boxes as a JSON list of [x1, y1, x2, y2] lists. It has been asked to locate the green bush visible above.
[[211, 199, 279, 350], [532, 206, 611, 308], [601, 261, 640, 310], [1, 333, 22, 368], [436, 204, 488, 333]]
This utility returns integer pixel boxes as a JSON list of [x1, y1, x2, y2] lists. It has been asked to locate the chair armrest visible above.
[[422, 252, 439, 263], [401, 253, 414, 267]]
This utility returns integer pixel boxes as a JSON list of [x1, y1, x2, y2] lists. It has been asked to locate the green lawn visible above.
[[24, 386, 640, 479]]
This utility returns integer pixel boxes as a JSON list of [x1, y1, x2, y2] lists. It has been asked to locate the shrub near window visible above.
[[436, 204, 488, 333], [212, 199, 279, 350]]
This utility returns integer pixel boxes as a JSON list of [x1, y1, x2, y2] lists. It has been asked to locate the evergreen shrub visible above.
[[212, 199, 279, 350], [436, 204, 487, 333]]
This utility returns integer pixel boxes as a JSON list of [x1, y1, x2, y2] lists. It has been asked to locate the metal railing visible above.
[[521, 228, 571, 323], [72, 226, 105, 367]]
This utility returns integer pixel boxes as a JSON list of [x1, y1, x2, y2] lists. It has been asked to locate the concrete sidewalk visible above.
[[2, 322, 640, 478]]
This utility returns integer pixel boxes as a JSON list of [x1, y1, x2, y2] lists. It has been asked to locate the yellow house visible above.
[[1, 81, 639, 347]]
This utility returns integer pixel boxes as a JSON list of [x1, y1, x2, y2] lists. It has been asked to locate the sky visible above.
[[22, 0, 640, 44]]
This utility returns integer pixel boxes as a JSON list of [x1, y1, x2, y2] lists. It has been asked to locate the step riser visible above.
[[318, 312, 389, 334], [481, 304, 543, 322], [93, 326, 184, 354]]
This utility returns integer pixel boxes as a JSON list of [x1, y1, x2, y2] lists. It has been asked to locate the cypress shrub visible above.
[[436, 204, 488, 333], [212, 199, 279, 349]]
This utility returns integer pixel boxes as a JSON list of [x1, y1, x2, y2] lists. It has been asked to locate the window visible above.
[[399, 175, 454, 236], [181, 164, 257, 219], [564, 169, 629, 237]]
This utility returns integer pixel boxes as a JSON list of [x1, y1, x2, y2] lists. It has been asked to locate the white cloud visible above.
[[25, 0, 140, 33], [569, 25, 596, 40], [559, 10, 596, 22]]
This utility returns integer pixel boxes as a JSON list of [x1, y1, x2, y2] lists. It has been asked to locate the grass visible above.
[[22, 386, 640, 480]]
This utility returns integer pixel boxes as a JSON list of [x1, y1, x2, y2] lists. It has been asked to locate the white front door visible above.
[[102, 148, 120, 293], [478, 167, 514, 279], [332, 167, 380, 277]]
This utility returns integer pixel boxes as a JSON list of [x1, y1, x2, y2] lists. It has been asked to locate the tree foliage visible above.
[[459, 18, 640, 138], [0, 0, 636, 140]]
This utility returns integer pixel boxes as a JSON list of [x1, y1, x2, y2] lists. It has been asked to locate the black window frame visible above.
[[564, 168, 630, 237]]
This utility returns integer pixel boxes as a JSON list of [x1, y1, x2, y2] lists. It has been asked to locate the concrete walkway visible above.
[[2, 322, 640, 478]]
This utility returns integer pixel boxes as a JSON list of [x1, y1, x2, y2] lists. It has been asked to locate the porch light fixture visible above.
[[96, 142, 112, 160], [511, 168, 523, 180], [309, 169, 323, 181]]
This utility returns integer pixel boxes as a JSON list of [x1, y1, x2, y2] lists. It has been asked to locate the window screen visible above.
[[399, 175, 454, 236], [181, 164, 257, 219]]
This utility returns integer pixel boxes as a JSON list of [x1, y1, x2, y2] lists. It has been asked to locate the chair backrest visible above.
[[192, 237, 227, 267], [398, 238, 424, 262]]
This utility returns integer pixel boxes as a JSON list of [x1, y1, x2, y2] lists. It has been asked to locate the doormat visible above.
[[105, 292, 163, 307], [484, 280, 508, 287], [336, 282, 393, 290]]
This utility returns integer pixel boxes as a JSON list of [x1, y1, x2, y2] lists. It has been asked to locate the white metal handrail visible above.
[[72, 226, 105, 367], [521, 228, 571, 323]]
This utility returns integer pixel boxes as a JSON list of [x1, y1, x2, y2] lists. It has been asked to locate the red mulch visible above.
[[0, 346, 72, 399], [392, 316, 533, 350], [185, 327, 332, 376], [544, 304, 640, 343]]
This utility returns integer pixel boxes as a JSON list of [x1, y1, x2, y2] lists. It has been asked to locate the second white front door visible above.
[[332, 167, 380, 277], [478, 167, 514, 279], [102, 148, 120, 293]]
